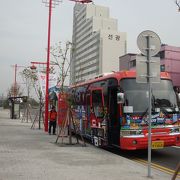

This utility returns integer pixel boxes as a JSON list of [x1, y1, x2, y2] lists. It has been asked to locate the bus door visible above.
[[108, 87, 120, 146], [85, 93, 91, 134], [90, 88, 104, 126], [90, 88, 105, 146]]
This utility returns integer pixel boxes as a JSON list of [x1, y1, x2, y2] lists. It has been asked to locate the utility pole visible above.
[[30, 61, 46, 129], [15, 64, 17, 97], [14, 64, 17, 97], [42, 0, 93, 132], [11, 64, 25, 97], [42, 0, 61, 132]]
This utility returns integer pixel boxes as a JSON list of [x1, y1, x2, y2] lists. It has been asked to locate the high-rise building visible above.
[[70, 3, 127, 84]]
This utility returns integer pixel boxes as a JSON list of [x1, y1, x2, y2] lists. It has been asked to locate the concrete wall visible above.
[[119, 54, 136, 71], [161, 45, 180, 87], [71, 3, 127, 84], [100, 30, 126, 73], [92, 18, 118, 31], [86, 4, 109, 18]]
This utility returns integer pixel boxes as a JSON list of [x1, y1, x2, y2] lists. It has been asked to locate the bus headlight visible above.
[[132, 140, 137, 144], [170, 128, 180, 133], [136, 130, 142, 135]]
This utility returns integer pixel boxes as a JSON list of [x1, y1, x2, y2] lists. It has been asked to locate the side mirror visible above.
[[117, 92, 124, 104]]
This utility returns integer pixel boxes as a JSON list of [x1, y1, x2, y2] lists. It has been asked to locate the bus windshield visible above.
[[120, 78, 178, 114]]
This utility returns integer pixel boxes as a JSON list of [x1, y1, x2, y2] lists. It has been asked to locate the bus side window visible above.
[[92, 90, 104, 118]]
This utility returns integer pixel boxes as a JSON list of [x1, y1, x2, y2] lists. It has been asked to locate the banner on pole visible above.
[[37, 72, 59, 98]]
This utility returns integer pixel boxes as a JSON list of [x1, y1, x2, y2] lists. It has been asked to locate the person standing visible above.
[[49, 106, 57, 135]]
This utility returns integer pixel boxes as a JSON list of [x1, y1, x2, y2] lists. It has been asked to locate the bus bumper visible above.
[[120, 133, 180, 150]]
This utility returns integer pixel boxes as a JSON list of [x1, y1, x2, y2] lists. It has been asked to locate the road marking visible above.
[[172, 146, 180, 149], [133, 158, 180, 178]]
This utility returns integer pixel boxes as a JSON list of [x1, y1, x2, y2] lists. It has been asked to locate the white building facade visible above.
[[70, 3, 127, 84]]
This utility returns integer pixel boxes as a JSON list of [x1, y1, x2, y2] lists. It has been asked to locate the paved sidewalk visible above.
[[0, 109, 171, 180]]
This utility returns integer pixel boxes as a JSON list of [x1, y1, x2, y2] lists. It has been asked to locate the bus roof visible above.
[[71, 71, 171, 88]]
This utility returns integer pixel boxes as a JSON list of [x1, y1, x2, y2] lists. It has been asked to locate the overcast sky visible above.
[[0, 0, 179, 96]]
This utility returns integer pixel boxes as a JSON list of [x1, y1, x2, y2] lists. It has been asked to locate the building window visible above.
[[130, 60, 136, 68], [161, 64, 165, 72], [159, 51, 165, 59]]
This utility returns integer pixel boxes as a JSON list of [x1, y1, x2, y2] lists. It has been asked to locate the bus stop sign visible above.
[[137, 30, 161, 57], [136, 55, 160, 83], [136, 30, 161, 84], [136, 30, 161, 178]]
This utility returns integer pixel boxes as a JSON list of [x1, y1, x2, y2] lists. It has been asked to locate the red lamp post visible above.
[[30, 61, 49, 131], [11, 64, 25, 97], [14, 64, 17, 97], [42, 0, 61, 132], [42, 0, 92, 132], [30, 61, 47, 73]]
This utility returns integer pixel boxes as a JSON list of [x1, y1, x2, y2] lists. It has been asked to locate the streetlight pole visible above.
[[14, 64, 17, 97], [30, 61, 47, 130], [11, 64, 25, 97], [42, 0, 61, 132], [45, 0, 52, 132], [42, 0, 90, 132]]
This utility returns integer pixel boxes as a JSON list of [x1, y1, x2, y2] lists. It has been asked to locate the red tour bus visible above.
[[70, 71, 180, 150]]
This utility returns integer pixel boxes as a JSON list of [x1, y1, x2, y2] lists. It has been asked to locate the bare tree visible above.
[[50, 41, 72, 92], [175, 0, 180, 11], [20, 67, 45, 105], [7, 84, 23, 97], [21, 67, 44, 127], [21, 67, 37, 98]]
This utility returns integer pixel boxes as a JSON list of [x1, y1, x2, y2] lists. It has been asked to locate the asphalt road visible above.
[[106, 146, 180, 176], [150, 146, 180, 170]]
